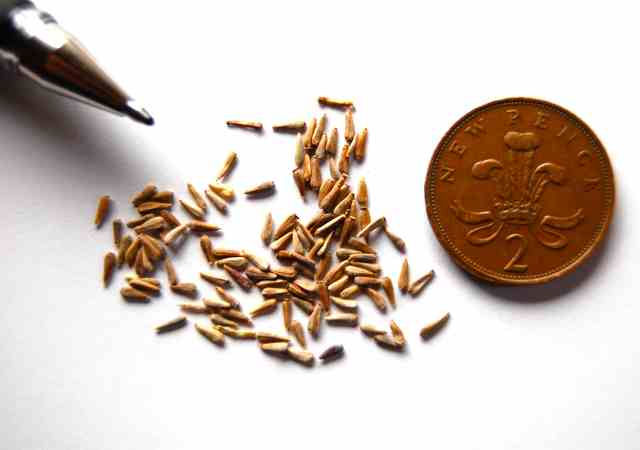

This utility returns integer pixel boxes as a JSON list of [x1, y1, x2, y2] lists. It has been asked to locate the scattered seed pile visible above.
[[95, 97, 449, 367]]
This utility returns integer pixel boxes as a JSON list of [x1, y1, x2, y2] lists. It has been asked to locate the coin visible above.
[[425, 98, 614, 285]]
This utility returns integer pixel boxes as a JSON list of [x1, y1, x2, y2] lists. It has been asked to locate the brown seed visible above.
[[217, 152, 238, 181], [162, 223, 188, 245], [338, 143, 351, 174], [307, 303, 322, 337], [137, 201, 173, 214], [302, 153, 312, 183], [282, 300, 293, 331], [93, 196, 110, 227], [419, 312, 450, 339], [318, 179, 336, 205], [249, 268, 277, 283], [409, 270, 435, 296], [382, 277, 396, 308], [243, 251, 270, 272], [398, 258, 410, 293], [340, 285, 360, 299], [293, 278, 317, 293], [273, 214, 298, 240], [199, 235, 215, 266], [189, 221, 221, 233], [335, 248, 361, 260], [319, 176, 345, 211], [103, 252, 116, 287], [219, 309, 253, 325], [208, 183, 235, 202], [179, 199, 205, 220], [307, 211, 335, 231], [160, 210, 181, 228], [293, 262, 315, 279], [256, 332, 291, 343], [327, 128, 339, 155], [317, 231, 334, 257], [355, 128, 368, 161], [250, 299, 278, 318], [155, 315, 187, 334], [338, 217, 355, 245], [310, 157, 322, 191], [261, 287, 289, 297], [288, 251, 316, 269], [204, 189, 228, 214], [290, 320, 306, 347], [244, 181, 275, 197], [357, 178, 369, 209], [170, 282, 198, 297], [164, 258, 178, 286], [314, 215, 345, 237], [134, 216, 166, 234], [348, 237, 376, 253], [349, 252, 378, 263], [117, 235, 133, 267], [344, 107, 355, 143], [328, 275, 351, 294], [215, 286, 240, 309], [291, 296, 315, 315], [316, 251, 332, 281], [129, 278, 161, 294], [256, 280, 288, 289], [200, 272, 231, 288], [212, 248, 243, 258], [374, 333, 404, 351], [360, 324, 387, 337], [216, 326, 256, 339], [292, 169, 306, 200], [318, 96, 354, 109], [293, 230, 307, 253], [315, 133, 328, 159], [334, 193, 354, 216], [139, 247, 154, 274], [151, 190, 174, 204], [390, 320, 406, 346], [345, 265, 376, 277], [302, 117, 316, 150], [140, 234, 165, 261], [307, 238, 323, 259], [273, 121, 306, 133], [329, 157, 340, 180], [317, 281, 330, 311], [350, 261, 381, 274], [326, 313, 358, 326], [287, 347, 314, 366], [120, 286, 150, 303], [203, 297, 232, 310], [270, 231, 293, 252], [215, 256, 248, 270], [354, 276, 382, 287], [384, 227, 406, 253], [323, 259, 350, 284], [319, 345, 344, 363], [195, 322, 225, 345], [226, 120, 263, 130], [357, 216, 387, 239], [331, 296, 358, 311], [179, 302, 209, 314], [112, 220, 123, 247], [365, 288, 387, 312], [261, 213, 274, 245], [271, 266, 297, 279], [130, 183, 158, 207], [312, 114, 327, 146], [260, 341, 289, 354]]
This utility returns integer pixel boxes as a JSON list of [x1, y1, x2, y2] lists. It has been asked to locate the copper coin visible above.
[[425, 98, 614, 285]]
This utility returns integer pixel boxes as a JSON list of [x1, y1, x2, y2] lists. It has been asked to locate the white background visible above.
[[0, 1, 638, 449]]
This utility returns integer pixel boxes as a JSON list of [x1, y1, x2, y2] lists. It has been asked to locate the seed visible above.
[[318, 96, 354, 109], [319, 344, 344, 362], [345, 266, 376, 277], [171, 283, 198, 297], [357, 178, 369, 209], [338, 143, 350, 174], [302, 117, 316, 150], [208, 183, 235, 201], [328, 275, 351, 294], [93, 196, 110, 228], [257, 280, 288, 289], [203, 297, 232, 310], [155, 315, 187, 333], [315, 133, 327, 159], [334, 193, 353, 216], [292, 169, 306, 200], [151, 190, 174, 203], [348, 237, 375, 254], [331, 296, 358, 311], [215, 152, 238, 182], [290, 320, 306, 347], [357, 216, 387, 239], [314, 215, 345, 237], [120, 286, 150, 303], [287, 347, 314, 366], [329, 157, 340, 180], [216, 326, 256, 339], [316, 251, 332, 281], [129, 278, 161, 294], [383, 227, 406, 253], [242, 251, 270, 272], [319, 176, 345, 211], [259, 212, 274, 245], [244, 181, 275, 197], [338, 217, 355, 245], [302, 153, 312, 182], [307, 303, 322, 337], [162, 223, 188, 245], [250, 299, 278, 318], [382, 277, 396, 308], [261, 287, 289, 297], [323, 260, 350, 284], [117, 235, 133, 267], [140, 234, 165, 261], [398, 258, 410, 293], [247, 268, 276, 283], [130, 183, 157, 206], [226, 120, 263, 130], [340, 285, 360, 299], [293, 230, 307, 253], [374, 333, 404, 351], [204, 189, 228, 214], [179, 199, 205, 220], [307, 211, 334, 231], [355, 128, 368, 161], [179, 302, 209, 314], [134, 216, 166, 234], [293, 262, 315, 280], [365, 288, 387, 312], [310, 157, 322, 190], [112, 220, 123, 247], [344, 107, 355, 143], [160, 210, 181, 228], [290, 252, 316, 269], [350, 261, 381, 273], [271, 266, 297, 279], [293, 278, 316, 293], [421, 313, 450, 338], [199, 274, 229, 290], [139, 247, 154, 274], [270, 231, 293, 252], [137, 201, 173, 214], [273, 121, 306, 132], [215, 256, 248, 270], [219, 309, 253, 325], [282, 300, 292, 331], [326, 128, 339, 155], [291, 296, 315, 315], [196, 237, 212, 267], [348, 253, 378, 263], [389, 320, 406, 346], [354, 276, 382, 287], [296, 223, 314, 249], [409, 270, 435, 296], [335, 248, 360, 260], [260, 341, 289, 354], [102, 252, 116, 287], [195, 323, 225, 345], [212, 248, 243, 258], [272, 214, 297, 241], [317, 281, 330, 311], [164, 258, 178, 286], [360, 324, 386, 337], [312, 114, 327, 146], [326, 313, 358, 326], [215, 286, 240, 308], [256, 332, 290, 343], [190, 222, 221, 237]]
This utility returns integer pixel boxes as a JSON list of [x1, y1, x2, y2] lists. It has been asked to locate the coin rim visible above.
[[425, 97, 615, 285]]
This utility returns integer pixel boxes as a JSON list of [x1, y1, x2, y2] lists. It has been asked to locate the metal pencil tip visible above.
[[124, 100, 155, 126]]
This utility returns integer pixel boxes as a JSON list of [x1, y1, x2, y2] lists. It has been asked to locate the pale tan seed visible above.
[[261, 213, 274, 245], [112, 220, 123, 247], [226, 120, 263, 130], [162, 223, 188, 245], [160, 210, 181, 228], [216, 325, 256, 339], [360, 324, 387, 337], [256, 332, 291, 343], [260, 341, 289, 354], [292, 169, 306, 200], [94, 196, 110, 227], [345, 266, 376, 277], [245, 181, 275, 196], [261, 287, 289, 297], [139, 247, 154, 274], [208, 183, 235, 201], [273, 121, 306, 133], [217, 152, 238, 182], [215, 256, 248, 270], [212, 248, 243, 258], [398, 257, 410, 294], [219, 309, 253, 325], [302, 153, 312, 182], [328, 275, 351, 294], [290, 320, 306, 347], [155, 315, 187, 333], [344, 107, 355, 143], [151, 190, 174, 204], [307, 303, 322, 337], [340, 285, 360, 299], [287, 346, 314, 365], [120, 286, 150, 302], [327, 128, 339, 155], [270, 231, 293, 252], [189, 221, 221, 233], [365, 288, 387, 312], [215, 286, 240, 308], [310, 157, 322, 191], [357, 216, 387, 239], [350, 261, 381, 273], [326, 313, 359, 326], [317, 231, 334, 257], [358, 209, 371, 232], [374, 333, 404, 351], [312, 114, 327, 147], [318, 96, 354, 109], [129, 278, 161, 294], [133, 216, 166, 234], [355, 128, 368, 161], [307, 211, 335, 231], [382, 277, 396, 308], [273, 214, 298, 240], [295, 228, 311, 251], [292, 231, 304, 254], [357, 178, 369, 209], [125, 276, 160, 287], [171, 283, 198, 297], [328, 157, 340, 181], [209, 314, 239, 328], [420, 312, 450, 339], [164, 258, 178, 286], [319, 176, 345, 211], [324, 260, 350, 284], [384, 227, 406, 253], [199, 235, 214, 265], [117, 235, 133, 267], [140, 234, 165, 261], [250, 299, 278, 318], [130, 183, 157, 207], [242, 251, 270, 272], [204, 189, 228, 214], [200, 272, 231, 288], [348, 199, 358, 220], [256, 280, 288, 289], [203, 297, 232, 310], [195, 323, 225, 345], [271, 266, 297, 279], [302, 117, 316, 150], [334, 193, 354, 216], [314, 214, 345, 236], [103, 252, 116, 287], [179, 302, 209, 314], [409, 270, 435, 296], [179, 199, 205, 220], [390, 320, 406, 346], [282, 300, 292, 331], [331, 296, 358, 311], [137, 201, 173, 214], [354, 276, 382, 287], [315, 133, 327, 159]]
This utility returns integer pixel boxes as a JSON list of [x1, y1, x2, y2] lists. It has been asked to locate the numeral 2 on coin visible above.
[[504, 234, 528, 273]]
